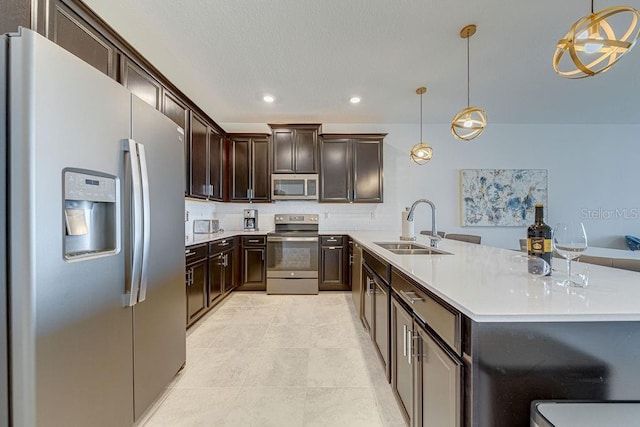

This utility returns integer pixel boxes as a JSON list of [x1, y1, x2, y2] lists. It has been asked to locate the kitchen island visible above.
[[348, 231, 640, 427]]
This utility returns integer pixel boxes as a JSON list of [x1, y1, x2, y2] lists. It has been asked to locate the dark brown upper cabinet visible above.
[[229, 134, 270, 202], [269, 124, 321, 174], [162, 91, 189, 195], [51, 2, 118, 78], [190, 113, 209, 199], [319, 134, 385, 203], [189, 112, 225, 201], [208, 129, 225, 201], [120, 56, 162, 110]]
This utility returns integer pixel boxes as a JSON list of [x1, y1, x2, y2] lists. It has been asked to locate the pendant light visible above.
[[451, 25, 486, 142], [553, 1, 640, 78], [410, 87, 433, 165]]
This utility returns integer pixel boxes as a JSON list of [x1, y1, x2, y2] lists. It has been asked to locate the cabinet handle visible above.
[[403, 324, 407, 357], [186, 250, 196, 257], [248, 239, 259, 243], [327, 238, 337, 242], [349, 254, 354, 265], [400, 290, 424, 304], [223, 254, 228, 267], [329, 246, 336, 250], [366, 277, 373, 295], [207, 184, 214, 196], [407, 328, 412, 364]]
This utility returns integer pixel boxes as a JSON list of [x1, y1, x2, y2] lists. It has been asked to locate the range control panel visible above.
[[274, 214, 319, 225]]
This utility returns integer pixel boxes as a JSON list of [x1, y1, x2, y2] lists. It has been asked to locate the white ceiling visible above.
[[82, 0, 640, 125]]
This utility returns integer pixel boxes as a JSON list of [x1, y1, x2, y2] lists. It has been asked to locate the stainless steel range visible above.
[[267, 214, 319, 294]]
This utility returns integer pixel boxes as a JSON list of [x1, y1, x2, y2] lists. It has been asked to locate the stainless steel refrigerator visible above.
[[2, 28, 186, 426]]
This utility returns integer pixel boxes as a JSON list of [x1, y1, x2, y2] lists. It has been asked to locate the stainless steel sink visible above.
[[375, 242, 428, 250], [374, 242, 452, 255]]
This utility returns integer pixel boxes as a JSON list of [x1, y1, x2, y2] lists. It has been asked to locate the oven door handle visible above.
[[267, 236, 318, 242]]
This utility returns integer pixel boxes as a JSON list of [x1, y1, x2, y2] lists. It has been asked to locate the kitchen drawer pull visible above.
[[185, 251, 196, 257], [248, 239, 260, 243], [403, 324, 407, 357], [366, 277, 373, 294], [329, 246, 336, 250], [327, 238, 337, 242], [349, 254, 354, 265], [400, 290, 424, 304]]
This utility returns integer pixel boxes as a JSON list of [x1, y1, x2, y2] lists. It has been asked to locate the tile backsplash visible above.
[[185, 199, 395, 235], [185, 199, 216, 240]]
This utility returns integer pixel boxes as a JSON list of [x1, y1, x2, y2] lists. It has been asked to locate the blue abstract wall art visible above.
[[460, 169, 548, 226]]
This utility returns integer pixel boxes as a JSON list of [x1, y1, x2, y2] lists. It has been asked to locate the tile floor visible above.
[[138, 292, 406, 427]]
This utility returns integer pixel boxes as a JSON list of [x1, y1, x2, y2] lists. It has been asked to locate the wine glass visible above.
[[553, 222, 588, 287]]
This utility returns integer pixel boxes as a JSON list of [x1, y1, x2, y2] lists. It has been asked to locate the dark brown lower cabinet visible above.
[[362, 263, 390, 380], [415, 322, 462, 427], [350, 240, 363, 317], [373, 277, 389, 378], [238, 236, 266, 291], [319, 235, 348, 291], [392, 297, 414, 424], [186, 245, 208, 327], [209, 238, 235, 304], [362, 268, 374, 333], [208, 253, 224, 304], [391, 294, 462, 427]]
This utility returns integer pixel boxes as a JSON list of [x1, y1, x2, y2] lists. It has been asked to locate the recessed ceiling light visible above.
[[350, 96, 361, 104], [263, 95, 275, 103]]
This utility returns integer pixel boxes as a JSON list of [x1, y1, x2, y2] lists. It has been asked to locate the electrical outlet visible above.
[[185, 210, 189, 222]]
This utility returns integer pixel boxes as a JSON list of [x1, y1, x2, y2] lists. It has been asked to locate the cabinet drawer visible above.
[[209, 238, 234, 255], [391, 269, 461, 355], [185, 244, 208, 265], [363, 249, 390, 283], [242, 235, 266, 246], [321, 236, 344, 246]]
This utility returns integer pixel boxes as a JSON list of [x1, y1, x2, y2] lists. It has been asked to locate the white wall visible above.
[[196, 123, 640, 250]]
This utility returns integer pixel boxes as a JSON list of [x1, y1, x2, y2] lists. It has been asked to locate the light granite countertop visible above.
[[348, 231, 640, 323], [186, 229, 640, 322]]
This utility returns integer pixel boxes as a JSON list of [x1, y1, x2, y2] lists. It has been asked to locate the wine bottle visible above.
[[527, 204, 552, 275]]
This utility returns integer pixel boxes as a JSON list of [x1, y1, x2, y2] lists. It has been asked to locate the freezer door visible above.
[[8, 29, 134, 426], [130, 95, 186, 420]]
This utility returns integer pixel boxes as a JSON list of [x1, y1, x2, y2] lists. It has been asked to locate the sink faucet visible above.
[[406, 199, 440, 248]]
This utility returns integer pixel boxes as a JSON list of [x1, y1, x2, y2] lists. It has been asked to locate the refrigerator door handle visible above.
[[123, 139, 143, 307], [137, 142, 151, 302]]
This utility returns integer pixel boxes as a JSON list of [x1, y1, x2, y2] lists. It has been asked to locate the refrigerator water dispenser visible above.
[[63, 169, 119, 260]]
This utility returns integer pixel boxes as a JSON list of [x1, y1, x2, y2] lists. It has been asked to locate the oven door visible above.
[[267, 236, 318, 277]]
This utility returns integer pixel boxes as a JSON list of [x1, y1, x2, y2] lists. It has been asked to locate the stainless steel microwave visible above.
[[271, 174, 318, 200]]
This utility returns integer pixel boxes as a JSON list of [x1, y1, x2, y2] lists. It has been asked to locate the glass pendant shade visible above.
[[553, 6, 640, 78], [451, 24, 486, 142], [451, 106, 487, 141]]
